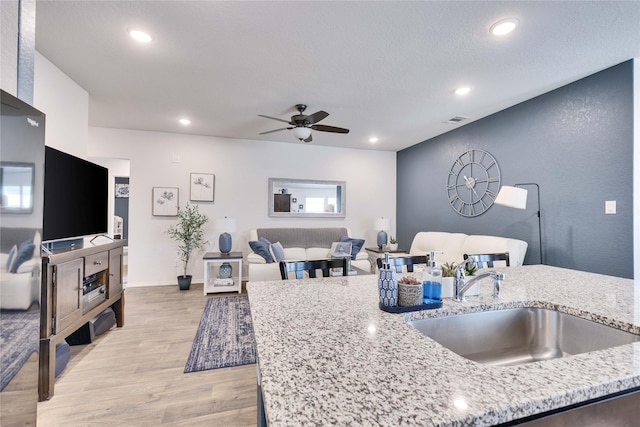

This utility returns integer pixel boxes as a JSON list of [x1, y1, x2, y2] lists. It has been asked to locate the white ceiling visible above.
[[34, 1, 640, 152]]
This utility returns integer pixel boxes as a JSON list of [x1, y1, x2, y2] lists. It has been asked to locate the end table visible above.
[[203, 252, 243, 295]]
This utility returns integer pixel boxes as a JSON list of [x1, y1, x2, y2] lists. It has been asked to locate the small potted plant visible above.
[[166, 204, 208, 290], [397, 275, 423, 306], [389, 236, 398, 251]]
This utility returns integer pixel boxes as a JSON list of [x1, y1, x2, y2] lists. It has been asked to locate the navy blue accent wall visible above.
[[397, 61, 633, 278]]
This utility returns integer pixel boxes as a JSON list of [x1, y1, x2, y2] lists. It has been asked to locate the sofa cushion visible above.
[[285, 248, 307, 260], [10, 239, 35, 273], [339, 236, 365, 260], [249, 238, 274, 263], [306, 247, 331, 260], [269, 241, 286, 262], [257, 227, 348, 248]]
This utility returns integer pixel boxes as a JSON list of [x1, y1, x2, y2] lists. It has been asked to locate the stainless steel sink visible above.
[[409, 308, 640, 366]]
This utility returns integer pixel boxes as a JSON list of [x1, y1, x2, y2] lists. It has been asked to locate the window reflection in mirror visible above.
[[0, 162, 34, 213], [269, 178, 345, 218]]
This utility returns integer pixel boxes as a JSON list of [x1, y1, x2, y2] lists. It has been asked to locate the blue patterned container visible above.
[[378, 267, 398, 307]]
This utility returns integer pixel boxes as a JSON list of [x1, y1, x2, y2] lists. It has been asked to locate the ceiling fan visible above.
[[258, 104, 349, 143]]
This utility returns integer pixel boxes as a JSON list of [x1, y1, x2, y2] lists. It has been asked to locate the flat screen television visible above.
[[43, 146, 108, 243]]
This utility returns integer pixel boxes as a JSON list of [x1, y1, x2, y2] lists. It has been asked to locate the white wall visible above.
[[634, 58, 639, 280], [88, 127, 397, 286], [33, 52, 88, 157], [1, 1, 19, 95]]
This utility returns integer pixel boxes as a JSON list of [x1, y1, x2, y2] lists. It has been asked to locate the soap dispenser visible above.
[[378, 252, 398, 307], [422, 251, 443, 303]]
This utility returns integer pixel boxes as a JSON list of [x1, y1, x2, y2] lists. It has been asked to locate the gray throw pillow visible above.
[[339, 236, 364, 260], [269, 241, 285, 262], [249, 237, 274, 263]]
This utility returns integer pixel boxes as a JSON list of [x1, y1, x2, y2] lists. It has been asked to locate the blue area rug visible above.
[[184, 295, 256, 373], [0, 309, 39, 391]]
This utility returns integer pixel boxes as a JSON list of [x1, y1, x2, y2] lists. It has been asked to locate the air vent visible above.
[[445, 116, 468, 124]]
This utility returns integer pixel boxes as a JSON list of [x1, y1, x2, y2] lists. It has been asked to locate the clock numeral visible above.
[[485, 189, 497, 200], [487, 176, 499, 182], [455, 158, 464, 169], [468, 203, 475, 216]]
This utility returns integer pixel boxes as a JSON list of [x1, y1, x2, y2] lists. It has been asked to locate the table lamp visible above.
[[216, 217, 236, 254], [375, 217, 391, 249]]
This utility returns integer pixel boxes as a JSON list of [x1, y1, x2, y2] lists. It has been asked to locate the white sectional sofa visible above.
[[409, 231, 528, 266], [247, 227, 369, 281], [1, 228, 41, 310]]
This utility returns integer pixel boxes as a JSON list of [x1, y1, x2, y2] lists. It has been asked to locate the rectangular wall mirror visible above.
[[269, 178, 346, 218]]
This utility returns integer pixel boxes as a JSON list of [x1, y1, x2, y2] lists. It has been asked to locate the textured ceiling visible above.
[[34, 1, 640, 152]]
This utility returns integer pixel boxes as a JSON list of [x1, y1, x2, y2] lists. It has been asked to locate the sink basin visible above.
[[409, 308, 640, 366]]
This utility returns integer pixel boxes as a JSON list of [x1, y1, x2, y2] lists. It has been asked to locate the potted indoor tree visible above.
[[166, 204, 208, 290]]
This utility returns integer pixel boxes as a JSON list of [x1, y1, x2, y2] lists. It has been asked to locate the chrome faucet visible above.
[[454, 259, 505, 301]]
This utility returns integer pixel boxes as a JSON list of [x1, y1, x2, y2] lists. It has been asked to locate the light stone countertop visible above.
[[246, 265, 640, 426]]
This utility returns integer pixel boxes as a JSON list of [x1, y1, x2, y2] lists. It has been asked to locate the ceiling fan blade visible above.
[[306, 110, 329, 124], [303, 133, 313, 143], [258, 114, 291, 124], [311, 124, 350, 134], [259, 127, 291, 135]]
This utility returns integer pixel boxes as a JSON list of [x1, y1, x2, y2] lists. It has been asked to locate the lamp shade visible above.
[[215, 217, 236, 233], [495, 186, 528, 209], [293, 127, 311, 140], [374, 217, 391, 231]]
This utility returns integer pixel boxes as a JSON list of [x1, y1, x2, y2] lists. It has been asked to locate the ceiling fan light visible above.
[[293, 127, 311, 140]]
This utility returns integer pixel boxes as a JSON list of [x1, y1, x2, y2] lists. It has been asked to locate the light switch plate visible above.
[[605, 200, 616, 214]]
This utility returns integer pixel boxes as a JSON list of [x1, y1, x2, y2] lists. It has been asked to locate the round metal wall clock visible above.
[[447, 149, 501, 217]]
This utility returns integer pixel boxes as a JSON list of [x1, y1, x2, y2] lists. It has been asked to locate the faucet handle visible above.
[[491, 272, 505, 299]]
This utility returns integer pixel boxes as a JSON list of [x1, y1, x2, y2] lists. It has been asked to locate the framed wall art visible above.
[[190, 173, 215, 202], [152, 187, 179, 216]]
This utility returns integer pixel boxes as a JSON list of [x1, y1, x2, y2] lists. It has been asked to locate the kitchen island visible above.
[[246, 265, 640, 426]]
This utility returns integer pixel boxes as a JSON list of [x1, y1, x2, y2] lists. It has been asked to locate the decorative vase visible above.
[[376, 230, 388, 249], [398, 283, 423, 306], [177, 275, 192, 290], [219, 262, 232, 279]]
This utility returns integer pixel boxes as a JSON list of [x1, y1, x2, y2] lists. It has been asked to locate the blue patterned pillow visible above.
[[249, 237, 273, 263], [269, 241, 286, 262], [339, 236, 365, 260]]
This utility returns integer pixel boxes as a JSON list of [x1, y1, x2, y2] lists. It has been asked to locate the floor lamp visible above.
[[494, 183, 543, 264]]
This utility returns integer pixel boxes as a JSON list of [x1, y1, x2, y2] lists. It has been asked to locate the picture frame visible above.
[[190, 173, 215, 202], [115, 183, 130, 198], [152, 187, 179, 216]]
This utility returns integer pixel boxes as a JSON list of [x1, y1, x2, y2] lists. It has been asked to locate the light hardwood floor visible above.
[[37, 284, 257, 426]]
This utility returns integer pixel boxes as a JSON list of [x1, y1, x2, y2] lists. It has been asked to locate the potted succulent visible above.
[[389, 236, 398, 251], [166, 204, 208, 290], [397, 276, 423, 306]]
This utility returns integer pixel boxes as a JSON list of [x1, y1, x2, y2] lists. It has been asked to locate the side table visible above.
[[364, 247, 409, 273], [203, 252, 243, 295]]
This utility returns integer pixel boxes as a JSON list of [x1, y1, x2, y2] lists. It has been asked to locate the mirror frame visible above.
[[268, 178, 346, 218]]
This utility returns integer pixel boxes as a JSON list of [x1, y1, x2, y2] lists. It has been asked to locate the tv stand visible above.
[[39, 239, 127, 401]]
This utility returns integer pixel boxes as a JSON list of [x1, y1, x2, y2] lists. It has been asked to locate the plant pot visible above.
[[177, 275, 192, 290], [398, 283, 423, 306], [389, 243, 398, 251]]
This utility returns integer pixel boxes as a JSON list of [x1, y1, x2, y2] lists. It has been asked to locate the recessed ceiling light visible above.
[[454, 87, 471, 96], [490, 18, 519, 36], [369, 137, 378, 143], [179, 118, 191, 125], [129, 29, 152, 43]]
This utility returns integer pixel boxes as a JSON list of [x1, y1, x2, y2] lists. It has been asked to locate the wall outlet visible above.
[[605, 200, 616, 214]]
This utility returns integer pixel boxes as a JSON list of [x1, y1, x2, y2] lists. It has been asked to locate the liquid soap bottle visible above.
[[378, 252, 398, 307], [423, 251, 443, 303]]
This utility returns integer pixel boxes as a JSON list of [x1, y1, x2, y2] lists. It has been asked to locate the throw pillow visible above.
[[5, 245, 17, 271], [339, 236, 365, 260], [249, 237, 274, 263], [330, 241, 352, 258], [10, 239, 36, 273], [269, 241, 286, 262]]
